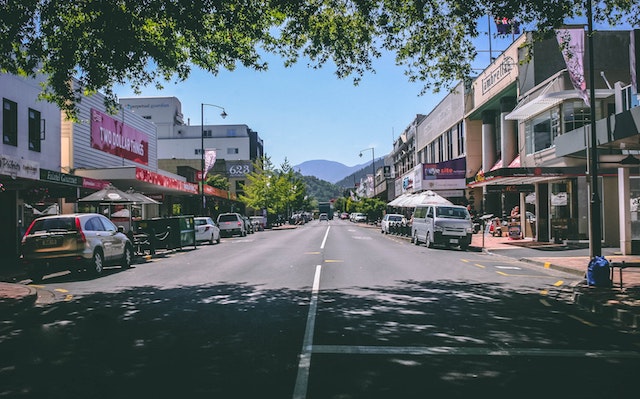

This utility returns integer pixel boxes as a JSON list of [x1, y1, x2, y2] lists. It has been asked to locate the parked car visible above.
[[194, 217, 221, 245], [351, 213, 367, 223], [217, 213, 247, 237], [249, 216, 266, 231], [411, 204, 473, 250], [340, 212, 349, 220], [20, 213, 133, 281], [242, 215, 254, 234], [381, 213, 407, 234]]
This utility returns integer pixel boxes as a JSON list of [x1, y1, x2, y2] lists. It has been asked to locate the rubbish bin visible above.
[[587, 256, 612, 287]]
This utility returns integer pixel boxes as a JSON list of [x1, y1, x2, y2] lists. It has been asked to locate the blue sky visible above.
[[113, 15, 624, 169]]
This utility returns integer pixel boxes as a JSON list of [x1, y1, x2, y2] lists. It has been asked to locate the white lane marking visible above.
[[495, 266, 522, 270], [311, 345, 640, 358], [293, 265, 322, 399], [320, 226, 331, 249]]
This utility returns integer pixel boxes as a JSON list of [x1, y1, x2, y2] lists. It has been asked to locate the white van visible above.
[[411, 204, 473, 250]]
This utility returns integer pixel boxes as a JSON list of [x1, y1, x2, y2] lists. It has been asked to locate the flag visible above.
[[494, 17, 520, 35], [556, 28, 589, 106], [204, 149, 217, 178]]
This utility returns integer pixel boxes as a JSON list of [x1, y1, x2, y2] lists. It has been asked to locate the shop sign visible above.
[[40, 169, 82, 186], [135, 167, 199, 194], [90, 108, 149, 165], [82, 176, 111, 190], [0, 154, 39, 179], [423, 158, 466, 180]]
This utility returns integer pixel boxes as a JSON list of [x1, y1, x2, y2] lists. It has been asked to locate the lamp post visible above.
[[359, 147, 375, 197], [201, 103, 227, 216], [586, 0, 601, 258]]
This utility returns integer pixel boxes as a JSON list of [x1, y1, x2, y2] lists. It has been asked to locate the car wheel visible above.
[[91, 250, 105, 276], [216, 235, 221, 244], [460, 243, 469, 251], [413, 232, 420, 246], [425, 233, 433, 248], [209, 234, 215, 245], [121, 245, 133, 269]]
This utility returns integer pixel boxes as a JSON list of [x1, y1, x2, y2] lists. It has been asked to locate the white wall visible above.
[[0, 73, 62, 171]]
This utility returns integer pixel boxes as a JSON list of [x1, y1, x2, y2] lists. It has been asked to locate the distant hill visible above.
[[294, 159, 370, 184]]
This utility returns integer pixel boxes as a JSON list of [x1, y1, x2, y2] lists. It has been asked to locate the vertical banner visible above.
[[556, 28, 589, 106], [204, 149, 217, 178]]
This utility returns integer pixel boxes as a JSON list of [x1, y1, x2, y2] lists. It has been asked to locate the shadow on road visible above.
[[1, 280, 636, 398]]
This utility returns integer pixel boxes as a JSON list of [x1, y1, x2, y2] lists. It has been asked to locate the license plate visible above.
[[449, 238, 459, 244], [41, 238, 59, 247]]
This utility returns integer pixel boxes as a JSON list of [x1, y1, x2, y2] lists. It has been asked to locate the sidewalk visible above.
[[2, 227, 640, 328]]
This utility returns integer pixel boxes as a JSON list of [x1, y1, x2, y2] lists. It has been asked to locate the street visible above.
[[1, 219, 639, 398]]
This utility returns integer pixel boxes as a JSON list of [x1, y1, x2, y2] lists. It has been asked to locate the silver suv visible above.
[[216, 213, 247, 237], [20, 213, 133, 281]]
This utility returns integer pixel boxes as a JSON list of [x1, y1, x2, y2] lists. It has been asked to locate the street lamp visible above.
[[586, 0, 601, 258], [359, 147, 375, 197], [201, 103, 227, 216]]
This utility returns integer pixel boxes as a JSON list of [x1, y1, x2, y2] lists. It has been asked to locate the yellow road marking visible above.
[[461, 259, 470, 263], [553, 280, 564, 287], [29, 284, 45, 289], [496, 271, 509, 276], [54, 288, 68, 293], [544, 262, 551, 269], [305, 252, 321, 254], [64, 294, 73, 301], [324, 260, 344, 263], [568, 314, 597, 327], [473, 263, 486, 269], [540, 290, 549, 296]]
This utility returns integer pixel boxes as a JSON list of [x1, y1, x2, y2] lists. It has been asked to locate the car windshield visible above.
[[194, 219, 208, 226], [218, 215, 237, 222], [436, 207, 470, 219], [29, 217, 77, 233]]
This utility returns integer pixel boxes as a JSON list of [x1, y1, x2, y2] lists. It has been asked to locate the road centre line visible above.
[[320, 226, 330, 249], [310, 345, 640, 358], [293, 265, 322, 399]]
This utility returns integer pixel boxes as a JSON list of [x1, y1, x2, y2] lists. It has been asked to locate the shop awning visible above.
[[388, 190, 453, 208], [467, 166, 587, 188], [505, 89, 614, 121]]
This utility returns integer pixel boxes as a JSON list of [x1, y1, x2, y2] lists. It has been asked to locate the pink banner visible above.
[[90, 108, 149, 165], [556, 29, 589, 106]]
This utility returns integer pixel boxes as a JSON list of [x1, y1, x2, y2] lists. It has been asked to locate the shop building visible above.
[[1, 73, 65, 264], [467, 29, 637, 246], [120, 97, 264, 203]]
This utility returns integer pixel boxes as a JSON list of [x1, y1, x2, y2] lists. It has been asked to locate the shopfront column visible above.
[[619, 167, 632, 255], [481, 110, 496, 172], [500, 97, 517, 165]]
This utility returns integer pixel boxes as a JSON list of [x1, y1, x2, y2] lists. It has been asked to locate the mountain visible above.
[[294, 159, 371, 184]]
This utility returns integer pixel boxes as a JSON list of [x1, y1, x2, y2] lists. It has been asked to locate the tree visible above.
[[205, 174, 229, 191], [2, 1, 638, 117], [239, 156, 310, 224]]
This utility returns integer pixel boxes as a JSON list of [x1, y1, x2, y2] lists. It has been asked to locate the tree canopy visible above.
[[2, 1, 638, 116]]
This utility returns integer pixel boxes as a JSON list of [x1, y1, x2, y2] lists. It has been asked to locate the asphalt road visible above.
[[1, 219, 639, 398]]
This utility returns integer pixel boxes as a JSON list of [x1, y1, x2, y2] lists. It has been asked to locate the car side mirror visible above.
[[117, 226, 125, 233]]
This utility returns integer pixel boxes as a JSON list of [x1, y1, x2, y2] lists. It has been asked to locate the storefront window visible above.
[[562, 101, 590, 133], [525, 106, 560, 154], [630, 176, 640, 242], [550, 179, 579, 241]]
